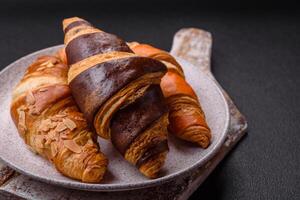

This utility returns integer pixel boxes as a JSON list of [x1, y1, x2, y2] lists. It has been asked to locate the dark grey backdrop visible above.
[[0, 1, 299, 199]]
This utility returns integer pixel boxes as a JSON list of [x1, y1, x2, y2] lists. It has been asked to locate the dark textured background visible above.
[[0, 1, 299, 199]]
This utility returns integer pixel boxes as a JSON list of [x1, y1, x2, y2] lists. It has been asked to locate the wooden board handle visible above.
[[171, 28, 212, 74]]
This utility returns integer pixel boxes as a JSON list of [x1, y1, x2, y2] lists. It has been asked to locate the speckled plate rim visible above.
[[0, 45, 230, 191]]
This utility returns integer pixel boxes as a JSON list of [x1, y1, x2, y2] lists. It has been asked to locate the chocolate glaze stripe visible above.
[[69, 56, 167, 123], [136, 140, 169, 168], [160, 60, 184, 76], [66, 32, 133, 65], [64, 20, 92, 33], [128, 42, 184, 76], [65, 27, 101, 45], [68, 51, 135, 83], [110, 85, 168, 155], [93, 74, 162, 140], [157, 54, 182, 72], [62, 17, 84, 30]]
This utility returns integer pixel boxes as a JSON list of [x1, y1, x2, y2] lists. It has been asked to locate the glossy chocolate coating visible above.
[[110, 85, 168, 155], [69, 57, 167, 123], [136, 140, 169, 168], [64, 20, 92, 33], [66, 32, 133, 65]]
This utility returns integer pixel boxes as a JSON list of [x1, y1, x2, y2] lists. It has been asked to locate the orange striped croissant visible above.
[[130, 43, 211, 148]]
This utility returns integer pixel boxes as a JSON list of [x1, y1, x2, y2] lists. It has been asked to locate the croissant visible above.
[[63, 17, 169, 178], [10, 52, 108, 183], [130, 43, 211, 148]]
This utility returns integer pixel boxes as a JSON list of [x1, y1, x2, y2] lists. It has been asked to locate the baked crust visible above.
[[10, 55, 108, 183], [63, 17, 169, 178], [131, 43, 211, 148]]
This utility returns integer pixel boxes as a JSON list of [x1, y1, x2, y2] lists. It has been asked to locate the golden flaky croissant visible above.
[[130, 43, 211, 148], [10, 52, 108, 182], [62, 17, 169, 178]]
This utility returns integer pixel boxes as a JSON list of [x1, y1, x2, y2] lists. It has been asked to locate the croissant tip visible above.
[[82, 157, 108, 183], [62, 16, 84, 30], [195, 133, 211, 148], [138, 152, 167, 179], [127, 41, 140, 49]]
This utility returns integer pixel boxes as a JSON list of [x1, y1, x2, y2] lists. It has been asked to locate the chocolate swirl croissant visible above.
[[10, 53, 108, 182], [130, 43, 211, 148], [63, 17, 169, 178]]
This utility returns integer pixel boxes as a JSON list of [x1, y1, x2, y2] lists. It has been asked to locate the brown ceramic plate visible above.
[[0, 45, 229, 191]]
